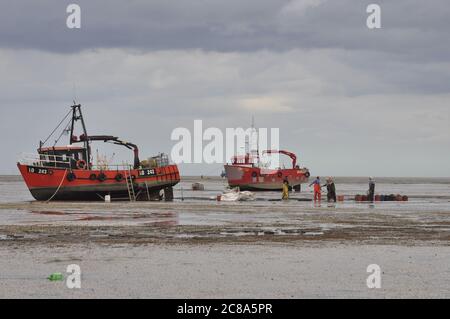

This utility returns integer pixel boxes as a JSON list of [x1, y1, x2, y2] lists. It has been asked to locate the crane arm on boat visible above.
[[80, 135, 141, 169], [263, 150, 297, 168]]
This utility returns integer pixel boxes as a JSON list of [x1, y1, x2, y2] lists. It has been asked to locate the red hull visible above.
[[18, 163, 180, 201], [224, 165, 310, 191]]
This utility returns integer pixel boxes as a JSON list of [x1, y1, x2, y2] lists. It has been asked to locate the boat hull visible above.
[[224, 164, 310, 191], [17, 163, 180, 201]]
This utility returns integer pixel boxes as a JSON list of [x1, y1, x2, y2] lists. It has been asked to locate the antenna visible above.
[[253, 116, 259, 158], [72, 83, 78, 104], [245, 117, 252, 155], [251, 116, 259, 165]]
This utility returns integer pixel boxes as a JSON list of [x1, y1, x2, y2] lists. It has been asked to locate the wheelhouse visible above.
[[37, 146, 87, 169], [231, 154, 258, 166]]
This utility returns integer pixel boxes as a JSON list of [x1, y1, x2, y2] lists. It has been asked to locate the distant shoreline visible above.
[[2, 175, 450, 184]]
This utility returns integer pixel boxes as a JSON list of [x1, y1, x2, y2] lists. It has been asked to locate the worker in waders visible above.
[[309, 176, 322, 201], [368, 177, 375, 202], [322, 177, 337, 202], [282, 177, 289, 200]]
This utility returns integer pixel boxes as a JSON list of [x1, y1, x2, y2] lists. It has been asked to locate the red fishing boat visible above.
[[17, 104, 180, 201], [224, 150, 310, 191]]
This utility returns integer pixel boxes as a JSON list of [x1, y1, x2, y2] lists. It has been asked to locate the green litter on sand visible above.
[[47, 272, 64, 281]]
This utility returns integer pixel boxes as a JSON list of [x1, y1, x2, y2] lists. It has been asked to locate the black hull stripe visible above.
[[29, 181, 178, 201]]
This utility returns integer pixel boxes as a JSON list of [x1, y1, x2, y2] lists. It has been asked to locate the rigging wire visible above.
[[52, 117, 73, 147], [41, 109, 73, 146]]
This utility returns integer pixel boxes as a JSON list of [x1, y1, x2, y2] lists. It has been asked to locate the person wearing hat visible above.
[[368, 177, 375, 202], [322, 177, 337, 202]]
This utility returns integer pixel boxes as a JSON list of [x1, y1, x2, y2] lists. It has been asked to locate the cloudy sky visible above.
[[0, 0, 449, 176]]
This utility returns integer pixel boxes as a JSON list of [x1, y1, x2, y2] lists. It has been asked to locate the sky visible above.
[[0, 0, 449, 177]]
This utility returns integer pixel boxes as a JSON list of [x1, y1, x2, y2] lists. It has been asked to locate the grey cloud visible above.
[[0, 0, 449, 61], [1, 0, 449, 97], [0, 1, 449, 176], [0, 48, 449, 176]]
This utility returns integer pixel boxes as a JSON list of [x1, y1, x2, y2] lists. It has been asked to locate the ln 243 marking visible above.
[[27, 166, 52, 175]]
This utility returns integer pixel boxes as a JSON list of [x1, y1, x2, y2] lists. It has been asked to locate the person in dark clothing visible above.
[[368, 177, 375, 202], [322, 177, 337, 202]]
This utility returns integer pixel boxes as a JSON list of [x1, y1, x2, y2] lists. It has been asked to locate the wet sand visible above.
[[0, 200, 449, 245], [0, 201, 449, 298], [1, 243, 449, 298], [0, 177, 449, 298]]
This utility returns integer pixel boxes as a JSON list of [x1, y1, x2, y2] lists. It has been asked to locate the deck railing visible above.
[[18, 153, 177, 171], [19, 153, 76, 168], [18, 153, 134, 171]]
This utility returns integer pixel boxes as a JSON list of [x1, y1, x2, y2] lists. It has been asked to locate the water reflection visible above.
[[26, 210, 179, 226], [31, 211, 69, 216]]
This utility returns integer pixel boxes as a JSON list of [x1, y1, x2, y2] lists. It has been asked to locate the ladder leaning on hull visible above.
[[124, 168, 136, 202]]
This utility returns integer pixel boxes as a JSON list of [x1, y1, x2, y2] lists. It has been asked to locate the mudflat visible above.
[[1, 243, 449, 298], [0, 177, 449, 298]]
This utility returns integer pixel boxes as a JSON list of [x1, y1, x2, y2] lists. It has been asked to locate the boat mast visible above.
[[253, 116, 259, 166], [250, 116, 259, 166], [69, 104, 91, 165]]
